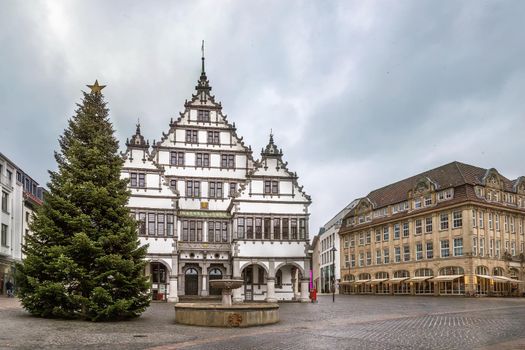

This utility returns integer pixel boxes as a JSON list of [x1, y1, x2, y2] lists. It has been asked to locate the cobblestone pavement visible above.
[[0, 295, 524, 350]]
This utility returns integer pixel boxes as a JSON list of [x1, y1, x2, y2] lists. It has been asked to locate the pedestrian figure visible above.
[[5, 280, 14, 297]]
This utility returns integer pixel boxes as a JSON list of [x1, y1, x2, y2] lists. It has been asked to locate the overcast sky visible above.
[[1, 0, 524, 235]]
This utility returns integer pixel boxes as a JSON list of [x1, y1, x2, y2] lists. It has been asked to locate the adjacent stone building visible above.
[[339, 161, 524, 297], [121, 53, 312, 302], [0, 152, 44, 295]]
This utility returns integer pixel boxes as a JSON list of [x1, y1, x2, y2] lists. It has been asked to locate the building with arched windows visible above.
[[339, 162, 525, 297], [120, 50, 312, 302]]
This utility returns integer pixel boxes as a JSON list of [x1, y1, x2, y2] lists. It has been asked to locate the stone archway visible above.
[[274, 262, 308, 302], [149, 261, 170, 301], [240, 264, 268, 301]]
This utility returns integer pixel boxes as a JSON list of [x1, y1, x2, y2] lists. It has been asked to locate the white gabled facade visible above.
[[121, 52, 312, 302]]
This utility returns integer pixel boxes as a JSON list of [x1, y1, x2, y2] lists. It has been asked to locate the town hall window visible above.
[[181, 220, 203, 242], [237, 218, 245, 239], [264, 218, 271, 239], [273, 218, 281, 239], [167, 214, 174, 236], [185, 129, 198, 143], [207, 131, 220, 144], [157, 214, 165, 236], [138, 213, 146, 235], [130, 172, 146, 188], [291, 219, 298, 239], [186, 180, 200, 198], [195, 153, 210, 167], [299, 218, 306, 239], [208, 181, 223, 199], [221, 154, 235, 169], [264, 180, 279, 194], [229, 182, 237, 197], [246, 218, 254, 239], [170, 151, 184, 166], [197, 109, 210, 122], [255, 218, 262, 239], [282, 218, 289, 239], [148, 213, 155, 235]]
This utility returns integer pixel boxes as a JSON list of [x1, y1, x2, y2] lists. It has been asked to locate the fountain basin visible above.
[[174, 303, 279, 327]]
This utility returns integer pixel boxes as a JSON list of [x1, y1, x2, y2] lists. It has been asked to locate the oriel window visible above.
[[246, 218, 254, 239]]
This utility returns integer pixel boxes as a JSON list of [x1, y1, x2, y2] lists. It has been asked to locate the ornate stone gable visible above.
[[513, 176, 525, 194], [230, 134, 311, 210], [121, 123, 150, 162], [150, 57, 254, 165], [409, 176, 437, 198], [482, 168, 503, 189], [355, 198, 374, 215]]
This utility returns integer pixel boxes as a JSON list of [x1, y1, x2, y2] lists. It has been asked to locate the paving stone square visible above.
[[1, 295, 524, 350]]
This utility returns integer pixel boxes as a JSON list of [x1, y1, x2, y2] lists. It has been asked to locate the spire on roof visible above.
[[126, 120, 149, 149], [135, 118, 141, 135], [261, 131, 283, 158], [195, 40, 211, 94], [201, 40, 205, 75]]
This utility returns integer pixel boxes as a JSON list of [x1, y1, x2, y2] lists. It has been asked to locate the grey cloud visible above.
[[1, 0, 524, 234]]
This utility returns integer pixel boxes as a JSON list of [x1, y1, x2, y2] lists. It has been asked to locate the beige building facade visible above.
[[339, 162, 524, 297]]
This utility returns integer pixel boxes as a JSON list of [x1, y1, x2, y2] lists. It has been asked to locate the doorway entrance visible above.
[[208, 267, 223, 296], [243, 266, 254, 301], [185, 267, 199, 295], [150, 262, 168, 301]]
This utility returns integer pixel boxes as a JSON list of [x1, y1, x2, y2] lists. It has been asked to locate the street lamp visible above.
[[331, 246, 337, 302]]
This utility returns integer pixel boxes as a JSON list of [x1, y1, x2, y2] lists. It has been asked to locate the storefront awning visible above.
[[370, 278, 388, 284], [355, 279, 370, 284], [476, 274, 493, 281], [429, 275, 463, 282], [388, 277, 409, 284], [407, 276, 433, 282], [493, 276, 524, 283]]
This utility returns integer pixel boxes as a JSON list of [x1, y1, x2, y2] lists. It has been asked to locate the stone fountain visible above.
[[174, 279, 279, 327], [210, 279, 244, 307]]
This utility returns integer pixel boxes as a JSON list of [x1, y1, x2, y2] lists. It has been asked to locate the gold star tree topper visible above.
[[87, 80, 106, 94]]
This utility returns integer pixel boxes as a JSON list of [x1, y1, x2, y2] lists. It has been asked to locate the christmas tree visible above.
[[16, 81, 151, 321]]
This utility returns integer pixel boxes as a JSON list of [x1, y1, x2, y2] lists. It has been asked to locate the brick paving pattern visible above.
[[0, 295, 524, 349]]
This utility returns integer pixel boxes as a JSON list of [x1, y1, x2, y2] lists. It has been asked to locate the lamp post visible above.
[[331, 246, 337, 302]]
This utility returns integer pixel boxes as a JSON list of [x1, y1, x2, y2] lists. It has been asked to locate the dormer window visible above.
[[437, 188, 453, 201], [197, 109, 210, 122], [414, 198, 422, 209], [424, 195, 432, 207]]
